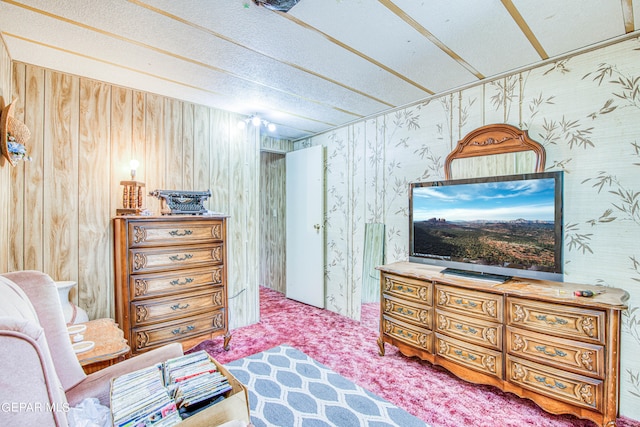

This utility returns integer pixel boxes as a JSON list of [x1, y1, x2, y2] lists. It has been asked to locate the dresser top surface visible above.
[[378, 261, 629, 309], [114, 214, 229, 221]]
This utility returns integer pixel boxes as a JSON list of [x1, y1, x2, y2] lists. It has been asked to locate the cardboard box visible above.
[[110, 354, 250, 426], [179, 358, 250, 426]]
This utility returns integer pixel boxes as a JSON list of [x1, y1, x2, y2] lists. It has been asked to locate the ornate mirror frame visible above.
[[444, 124, 546, 180]]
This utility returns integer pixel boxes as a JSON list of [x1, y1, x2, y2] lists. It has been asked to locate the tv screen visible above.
[[409, 171, 563, 282]]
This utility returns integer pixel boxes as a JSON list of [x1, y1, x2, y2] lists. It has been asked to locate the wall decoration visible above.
[[0, 98, 31, 165]]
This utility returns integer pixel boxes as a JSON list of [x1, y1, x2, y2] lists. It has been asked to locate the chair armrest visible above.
[[0, 329, 69, 427], [65, 343, 183, 407]]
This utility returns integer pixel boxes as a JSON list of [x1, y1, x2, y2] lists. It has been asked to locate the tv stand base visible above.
[[441, 267, 511, 283], [377, 261, 628, 427]]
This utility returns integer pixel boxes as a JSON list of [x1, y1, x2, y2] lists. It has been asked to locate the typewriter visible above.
[[149, 189, 211, 215]]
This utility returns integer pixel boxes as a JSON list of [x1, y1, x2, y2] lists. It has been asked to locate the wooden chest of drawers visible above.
[[114, 216, 230, 355], [377, 262, 628, 427]]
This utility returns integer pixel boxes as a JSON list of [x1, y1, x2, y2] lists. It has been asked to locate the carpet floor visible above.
[[189, 287, 640, 427]]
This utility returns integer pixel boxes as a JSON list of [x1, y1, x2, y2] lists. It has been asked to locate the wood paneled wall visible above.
[[3, 61, 261, 329], [0, 40, 11, 273], [259, 151, 286, 293], [258, 136, 292, 294]]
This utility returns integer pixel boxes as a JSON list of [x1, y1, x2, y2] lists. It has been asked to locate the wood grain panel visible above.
[[132, 91, 146, 194], [0, 42, 11, 273], [145, 93, 165, 215], [260, 135, 292, 153], [228, 114, 246, 328], [209, 110, 230, 214], [259, 151, 286, 293], [182, 103, 194, 190], [78, 78, 111, 318], [193, 104, 210, 194], [164, 97, 182, 191], [23, 65, 45, 272], [244, 119, 260, 325], [9, 62, 25, 271], [110, 86, 133, 215], [44, 70, 79, 283]]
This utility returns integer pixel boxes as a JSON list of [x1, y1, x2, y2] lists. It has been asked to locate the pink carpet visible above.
[[189, 287, 640, 427]]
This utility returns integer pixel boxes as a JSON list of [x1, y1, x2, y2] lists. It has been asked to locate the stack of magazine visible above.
[[165, 351, 233, 418], [110, 351, 232, 426], [111, 364, 181, 427]]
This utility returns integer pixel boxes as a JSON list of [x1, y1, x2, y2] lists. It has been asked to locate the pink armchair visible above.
[[0, 270, 184, 427]]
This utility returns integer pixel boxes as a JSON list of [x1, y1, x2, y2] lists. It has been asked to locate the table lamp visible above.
[[116, 159, 145, 215]]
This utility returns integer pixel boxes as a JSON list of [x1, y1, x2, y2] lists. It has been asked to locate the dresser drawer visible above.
[[128, 220, 224, 248], [382, 315, 433, 352], [129, 243, 223, 274], [131, 288, 225, 326], [435, 333, 503, 379], [130, 266, 224, 300], [506, 326, 604, 378], [436, 309, 502, 351], [507, 297, 605, 344], [436, 285, 503, 322], [382, 274, 432, 305], [132, 311, 225, 353], [382, 294, 432, 329], [507, 355, 603, 411]]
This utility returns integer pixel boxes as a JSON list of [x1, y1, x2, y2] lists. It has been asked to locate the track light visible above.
[[238, 114, 277, 132]]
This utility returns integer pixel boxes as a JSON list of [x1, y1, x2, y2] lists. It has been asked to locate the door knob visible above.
[[314, 224, 321, 232]]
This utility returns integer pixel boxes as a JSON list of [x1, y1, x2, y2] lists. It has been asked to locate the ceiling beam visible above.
[[128, 0, 395, 108], [500, 0, 548, 60], [280, 11, 435, 95], [621, 0, 635, 33], [379, 0, 485, 80]]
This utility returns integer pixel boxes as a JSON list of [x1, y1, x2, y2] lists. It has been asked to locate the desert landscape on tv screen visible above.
[[412, 178, 556, 271]]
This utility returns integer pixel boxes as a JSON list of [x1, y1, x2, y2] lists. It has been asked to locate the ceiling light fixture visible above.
[[252, 0, 300, 12], [238, 114, 277, 132]]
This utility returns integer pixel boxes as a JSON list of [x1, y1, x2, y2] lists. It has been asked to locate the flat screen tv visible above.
[[409, 171, 563, 282]]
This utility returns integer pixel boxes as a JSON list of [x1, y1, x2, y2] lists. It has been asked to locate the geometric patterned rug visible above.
[[225, 345, 428, 427]]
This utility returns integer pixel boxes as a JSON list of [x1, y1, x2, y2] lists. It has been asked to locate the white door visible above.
[[286, 145, 325, 308]]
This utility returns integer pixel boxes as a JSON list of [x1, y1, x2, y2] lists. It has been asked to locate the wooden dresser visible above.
[[114, 215, 230, 355], [377, 262, 629, 427]]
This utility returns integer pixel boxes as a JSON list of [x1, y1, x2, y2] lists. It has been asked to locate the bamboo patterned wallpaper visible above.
[[0, 59, 261, 331], [296, 36, 640, 420]]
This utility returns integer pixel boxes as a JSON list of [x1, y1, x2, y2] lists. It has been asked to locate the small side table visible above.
[[74, 318, 130, 374]]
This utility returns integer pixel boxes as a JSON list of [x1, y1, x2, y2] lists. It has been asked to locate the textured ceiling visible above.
[[0, 0, 638, 140]]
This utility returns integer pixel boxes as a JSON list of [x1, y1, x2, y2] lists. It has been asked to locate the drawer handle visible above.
[[454, 298, 478, 308], [169, 253, 193, 262], [171, 303, 190, 311], [396, 328, 414, 339], [535, 314, 569, 326], [454, 323, 478, 335], [454, 349, 477, 361], [172, 325, 195, 335], [534, 375, 567, 390], [535, 345, 567, 358], [394, 306, 414, 316], [170, 277, 194, 286], [394, 284, 415, 295], [169, 229, 193, 237]]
